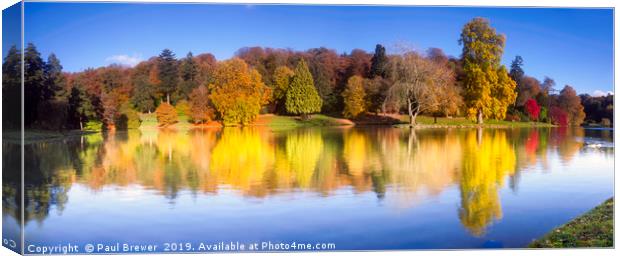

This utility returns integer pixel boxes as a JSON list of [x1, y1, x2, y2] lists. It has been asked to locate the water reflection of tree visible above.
[[458, 129, 516, 236], [14, 134, 104, 225], [14, 126, 592, 227], [3, 142, 22, 224]]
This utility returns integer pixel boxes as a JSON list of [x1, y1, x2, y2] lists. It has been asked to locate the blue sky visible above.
[[17, 3, 614, 95]]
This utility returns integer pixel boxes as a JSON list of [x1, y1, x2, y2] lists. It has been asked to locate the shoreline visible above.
[[3, 114, 569, 141], [529, 198, 613, 248]]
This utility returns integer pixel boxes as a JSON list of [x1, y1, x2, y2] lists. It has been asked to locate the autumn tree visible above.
[[387, 50, 455, 126], [271, 66, 294, 114], [188, 85, 214, 124], [536, 77, 555, 111], [342, 75, 366, 118], [286, 59, 322, 119], [515, 76, 541, 107], [550, 106, 568, 126], [209, 58, 271, 125], [344, 49, 372, 78], [434, 83, 463, 120], [306, 48, 339, 112], [460, 17, 516, 124], [155, 102, 178, 127], [428, 47, 463, 120], [117, 102, 141, 130], [363, 77, 390, 114], [101, 92, 121, 129], [558, 85, 585, 125], [525, 98, 540, 121], [157, 49, 178, 103], [370, 44, 388, 78], [194, 53, 217, 86]]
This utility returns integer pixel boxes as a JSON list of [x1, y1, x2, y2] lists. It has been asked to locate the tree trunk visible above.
[[434, 116, 437, 124], [407, 98, 417, 127], [477, 109, 484, 124], [79, 118, 83, 131], [167, 94, 170, 104]]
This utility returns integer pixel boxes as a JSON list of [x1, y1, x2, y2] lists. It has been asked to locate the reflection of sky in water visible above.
[[2, 127, 614, 250]]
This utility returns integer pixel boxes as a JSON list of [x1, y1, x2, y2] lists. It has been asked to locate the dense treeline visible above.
[[2, 17, 609, 131]]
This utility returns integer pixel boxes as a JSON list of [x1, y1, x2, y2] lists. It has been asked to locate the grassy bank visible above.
[[138, 113, 354, 129], [529, 198, 613, 248], [409, 115, 555, 128], [137, 113, 554, 129], [7, 114, 554, 139]]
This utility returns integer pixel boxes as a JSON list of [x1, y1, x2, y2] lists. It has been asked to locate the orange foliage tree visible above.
[[189, 85, 215, 124], [155, 102, 178, 127], [209, 58, 271, 126]]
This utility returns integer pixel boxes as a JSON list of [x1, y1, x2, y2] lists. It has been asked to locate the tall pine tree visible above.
[[370, 44, 388, 78], [157, 49, 178, 104], [24, 43, 47, 126], [2, 45, 21, 129], [177, 52, 198, 100]]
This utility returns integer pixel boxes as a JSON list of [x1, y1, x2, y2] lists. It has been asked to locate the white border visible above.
[[0, 1, 617, 256]]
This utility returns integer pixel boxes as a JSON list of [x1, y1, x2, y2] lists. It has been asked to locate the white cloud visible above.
[[105, 54, 142, 67], [592, 90, 614, 97]]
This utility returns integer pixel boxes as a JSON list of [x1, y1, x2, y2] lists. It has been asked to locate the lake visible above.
[[2, 126, 614, 252]]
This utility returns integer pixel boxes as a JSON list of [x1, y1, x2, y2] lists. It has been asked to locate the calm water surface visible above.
[[2, 127, 614, 251]]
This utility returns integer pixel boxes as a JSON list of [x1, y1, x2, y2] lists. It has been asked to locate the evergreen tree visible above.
[[2, 45, 21, 129], [131, 79, 156, 113], [370, 44, 388, 78], [68, 85, 96, 130], [24, 43, 47, 126], [285, 59, 322, 119], [509, 55, 524, 83], [45, 53, 67, 100], [157, 49, 178, 103], [176, 52, 198, 101], [130, 62, 157, 113]]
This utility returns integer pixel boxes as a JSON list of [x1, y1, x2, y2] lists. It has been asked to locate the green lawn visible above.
[[529, 198, 613, 248], [137, 113, 554, 129], [263, 114, 353, 128], [409, 115, 555, 127], [139, 113, 193, 130]]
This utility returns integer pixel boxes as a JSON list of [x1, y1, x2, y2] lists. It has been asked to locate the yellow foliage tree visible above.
[[460, 17, 516, 124], [342, 75, 366, 118], [271, 66, 294, 113], [459, 129, 516, 236], [209, 58, 271, 126]]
